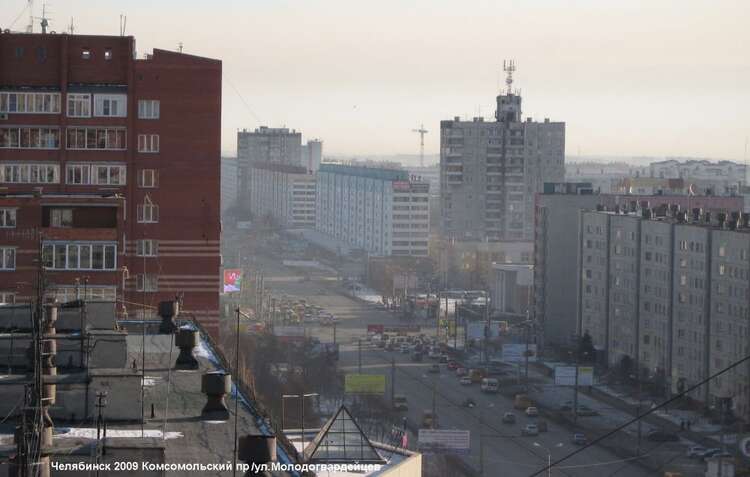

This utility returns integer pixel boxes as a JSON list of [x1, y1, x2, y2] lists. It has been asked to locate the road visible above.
[[245, 246, 654, 476]]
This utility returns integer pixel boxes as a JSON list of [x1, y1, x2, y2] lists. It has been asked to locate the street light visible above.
[[533, 442, 563, 477], [282, 393, 319, 446]]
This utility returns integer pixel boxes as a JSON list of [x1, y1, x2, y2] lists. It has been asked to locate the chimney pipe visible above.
[[158, 300, 179, 334], [717, 213, 727, 228], [175, 329, 200, 370], [692, 208, 702, 222], [238, 434, 277, 476], [201, 372, 232, 420]]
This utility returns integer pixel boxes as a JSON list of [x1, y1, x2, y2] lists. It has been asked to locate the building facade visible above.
[[237, 126, 302, 209], [220, 156, 238, 214], [0, 32, 222, 337], [579, 208, 750, 419], [316, 164, 429, 257], [300, 139, 322, 173], [535, 183, 744, 349], [248, 162, 316, 228]]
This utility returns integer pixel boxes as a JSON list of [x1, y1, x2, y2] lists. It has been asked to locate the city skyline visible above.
[[2, 0, 748, 160]]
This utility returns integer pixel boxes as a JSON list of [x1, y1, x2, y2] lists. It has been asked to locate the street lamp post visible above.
[[533, 442, 563, 477]]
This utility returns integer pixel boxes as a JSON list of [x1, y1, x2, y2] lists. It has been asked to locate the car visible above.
[[428, 351, 441, 360], [400, 344, 410, 354], [686, 446, 708, 458], [392, 395, 409, 411], [575, 405, 599, 416], [698, 448, 722, 459], [706, 451, 733, 461], [572, 433, 587, 446], [480, 378, 499, 393], [459, 376, 473, 385], [428, 364, 440, 374], [502, 412, 516, 424], [438, 355, 449, 364], [525, 406, 539, 417], [456, 367, 468, 377], [447, 360, 459, 370], [522, 424, 539, 436], [646, 430, 680, 442]]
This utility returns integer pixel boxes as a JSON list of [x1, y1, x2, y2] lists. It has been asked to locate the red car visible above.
[[447, 360, 460, 370]]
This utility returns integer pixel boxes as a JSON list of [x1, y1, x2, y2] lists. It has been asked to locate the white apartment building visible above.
[[316, 164, 429, 257], [649, 159, 746, 195], [248, 162, 316, 228]]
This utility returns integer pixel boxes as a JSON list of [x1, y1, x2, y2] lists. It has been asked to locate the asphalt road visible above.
[[243, 246, 654, 476]]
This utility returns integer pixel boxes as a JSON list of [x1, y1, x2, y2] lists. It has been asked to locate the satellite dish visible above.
[[740, 437, 750, 458]]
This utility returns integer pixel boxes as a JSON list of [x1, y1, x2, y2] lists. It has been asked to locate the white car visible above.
[[459, 376, 473, 386], [522, 424, 539, 436], [525, 406, 539, 417]]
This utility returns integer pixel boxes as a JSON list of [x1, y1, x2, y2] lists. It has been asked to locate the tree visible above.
[[577, 332, 596, 363]]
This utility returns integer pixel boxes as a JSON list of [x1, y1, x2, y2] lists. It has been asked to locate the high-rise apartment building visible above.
[[316, 164, 429, 257], [579, 207, 750, 418], [248, 162, 316, 228], [534, 183, 743, 349], [440, 78, 565, 243], [0, 32, 222, 337], [221, 156, 238, 213], [237, 126, 302, 208], [300, 139, 322, 173]]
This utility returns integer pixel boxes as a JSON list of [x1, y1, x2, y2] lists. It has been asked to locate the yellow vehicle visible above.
[[469, 368, 486, 384], [514, 394, 532, 410]]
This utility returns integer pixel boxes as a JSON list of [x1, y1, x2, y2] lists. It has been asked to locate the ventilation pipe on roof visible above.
[[238, 434, 277, 476], [158, 300, 179, 334], [175, 329, 199, 370], [692, 208, 702, 223], [742, 213, 750, 229], [717, 213, 727, 229], [201, 371, 231, 420]]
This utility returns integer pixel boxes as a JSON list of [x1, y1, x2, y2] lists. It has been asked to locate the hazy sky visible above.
[[3, 0, 749, 161]]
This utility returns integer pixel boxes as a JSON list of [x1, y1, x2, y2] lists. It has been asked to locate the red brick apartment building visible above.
[[0, 31, 222, 338]]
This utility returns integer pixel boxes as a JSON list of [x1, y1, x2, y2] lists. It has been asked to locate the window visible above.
[[137, 199, 159, 223], [93, 94, 127, 117], [50, 209, 73, 228], [81, 48, 92, 59], [66, 127, 126, 150], [0, 163, 59, 184], [0, 127, 60, 149], [0, 248, 15, 270], [719, 245, 726, 257], [136, 239, 158, 257], [67, 93, 91, 117], [138, 100, 160, 119], [104, 48, 113, 60], [137, 134, 159, 153], [136, 274, 158, 292], [48, 286, 116, 303], [66, 163, 126, 186], [137, 169, 158, 188], [0, 209, 16, 228], [42, 242, 117, 270], [0, 92, 61, 114], [0, 292, 15, 305]]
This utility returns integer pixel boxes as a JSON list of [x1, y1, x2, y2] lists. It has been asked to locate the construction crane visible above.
[[412, 124, 428, 167]]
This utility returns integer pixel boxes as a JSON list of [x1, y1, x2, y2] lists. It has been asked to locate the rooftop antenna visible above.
[[119, 14, 127, 36], [26, 0, 34, 33], [411, 124, 429, 167], [39, 3, 49, 34], [503, 59, 516, 95], [178, 42, 183, 53], [68, 16, 74, 34]]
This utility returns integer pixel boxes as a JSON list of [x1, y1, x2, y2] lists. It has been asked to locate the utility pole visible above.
[[484, 291, 490, 363], [573, 348, 580, 426], [391, 358, 396, 407], [358, 339, 362, 373], [332, 322, 337, 344], [524, 315, 531, 393], [411, 124, 429, 167]]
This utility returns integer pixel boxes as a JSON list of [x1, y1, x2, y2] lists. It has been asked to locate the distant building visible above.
[[0, 32, 222, 337], [300, 139, 323, 173], [648, 159, 746, 195], [220, 156, 238, 213], [316, 164, 429, 257], [237, 126, 302, 209], [248, 162, 316, 228], [490, 263, 533, 318], [579, 207, 750, 419], [534, 182, 744, 350], [565, 161, 637, 194]]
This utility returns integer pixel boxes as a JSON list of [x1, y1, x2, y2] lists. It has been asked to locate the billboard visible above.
[[223, 269, 242, 293], [501, 343, 538, 363], [554, 366, 594, 386], [344, 374, 386, 394], [418, 429, 470, 454]]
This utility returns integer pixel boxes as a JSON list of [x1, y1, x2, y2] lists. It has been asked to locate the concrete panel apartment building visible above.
[[0, 31, 222, 337], [248, 162, 316, 228], [316, 164, 429, 257], [579, 207, 750, 419]]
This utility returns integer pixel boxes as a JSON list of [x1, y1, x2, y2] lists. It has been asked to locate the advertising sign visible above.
[[418, 429, 471, 454], [501, 343, 538, 363], [344, 374, 386, 394], [223, 269, 242, 293], [554, 366, 594, 386]]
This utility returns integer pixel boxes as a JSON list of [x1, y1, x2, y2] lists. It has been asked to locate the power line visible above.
[[225, 77, 263, 125], [528, 351, 750, 477]]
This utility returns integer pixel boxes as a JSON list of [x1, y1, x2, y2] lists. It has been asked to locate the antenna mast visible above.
[[26, 0, 34, 33], [411, 124, 429, 167], [503, 59, 516, 95]]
